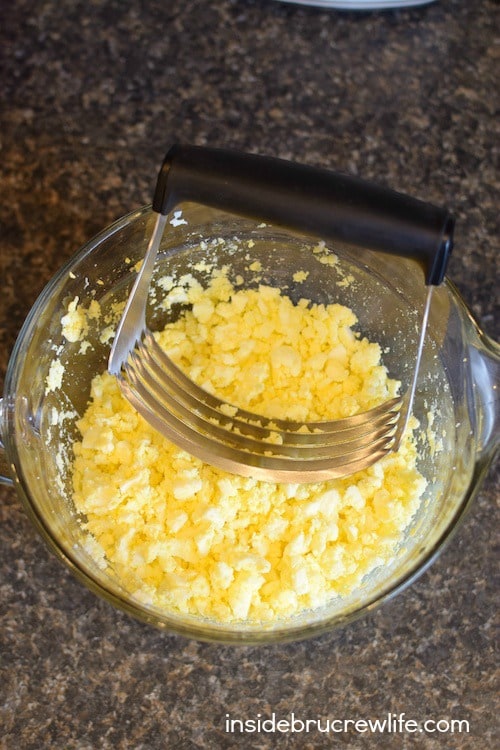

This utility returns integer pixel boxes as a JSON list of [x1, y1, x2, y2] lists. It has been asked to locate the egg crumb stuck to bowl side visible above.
[[67, 238, 428, 628]]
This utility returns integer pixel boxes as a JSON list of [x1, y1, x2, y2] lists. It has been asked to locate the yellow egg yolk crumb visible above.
[[72, 271, 426, 624]]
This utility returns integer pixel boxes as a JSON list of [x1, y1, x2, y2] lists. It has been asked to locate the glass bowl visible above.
[[1, 203, 498, 643]]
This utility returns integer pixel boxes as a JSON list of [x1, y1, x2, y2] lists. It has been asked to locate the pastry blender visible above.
[[109, 145, 454, 482]]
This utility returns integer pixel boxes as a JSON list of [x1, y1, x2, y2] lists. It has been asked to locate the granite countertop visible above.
[[0, 1, 498, 747]]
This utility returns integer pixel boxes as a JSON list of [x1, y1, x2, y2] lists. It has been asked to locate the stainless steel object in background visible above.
[[272, 1, 437, 9]]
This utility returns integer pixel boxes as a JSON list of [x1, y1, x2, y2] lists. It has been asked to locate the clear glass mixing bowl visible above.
[[1, 203, 498, 643]]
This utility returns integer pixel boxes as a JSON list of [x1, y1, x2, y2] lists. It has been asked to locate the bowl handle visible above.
[[0, 398, 14, 487], [153, 144, 454, 285], [469, 330, 500, 463]]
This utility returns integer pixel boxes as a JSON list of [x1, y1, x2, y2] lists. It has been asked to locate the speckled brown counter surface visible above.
[[0, 1, 498, 748]]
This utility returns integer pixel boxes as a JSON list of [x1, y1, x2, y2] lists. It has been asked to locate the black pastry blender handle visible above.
[[153, 144, 454, 285]]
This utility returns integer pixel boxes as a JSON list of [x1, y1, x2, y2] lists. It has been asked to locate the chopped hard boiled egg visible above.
[[71, 266, 425, 624]]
